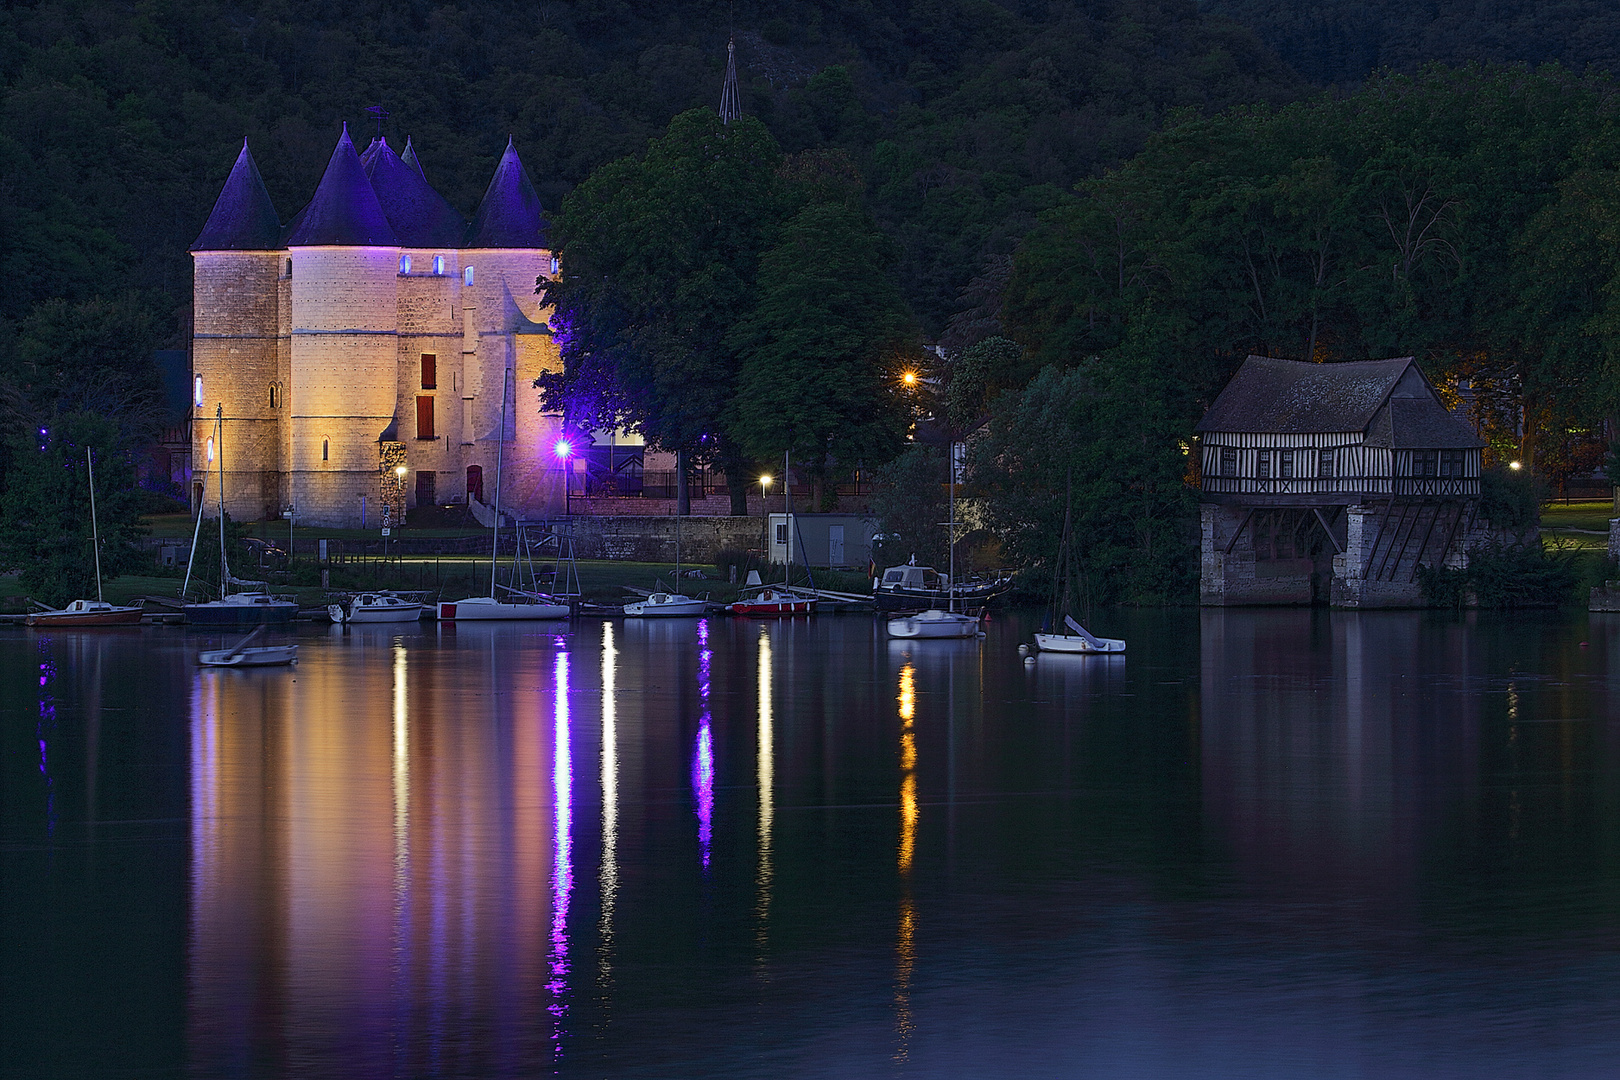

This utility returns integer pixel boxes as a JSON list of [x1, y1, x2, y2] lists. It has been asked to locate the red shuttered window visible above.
[[416, 396, 435, 440]]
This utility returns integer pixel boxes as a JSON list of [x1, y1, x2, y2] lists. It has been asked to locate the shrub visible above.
[[1419, 543, 1578, 608]]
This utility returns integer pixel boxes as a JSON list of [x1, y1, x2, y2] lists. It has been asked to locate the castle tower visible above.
[[462, 138, 564, 518], [363, 138, 468, 513], [284, 126, 401, 528], [189, 140, 286, 522]]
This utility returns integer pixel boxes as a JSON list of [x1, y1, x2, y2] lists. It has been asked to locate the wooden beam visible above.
[[1224, 508, 1256, 555], [1311, 507, 1344, 554]]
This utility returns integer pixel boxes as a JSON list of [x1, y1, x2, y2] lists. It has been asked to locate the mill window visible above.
[[1440, 450, 1466, 477], [1257, 450, 1271, 479], [1278, 449, 1294, 479], [420, 354, 437, 390], [1412, 450, 1438, 476], [1319, 450, 1335, 479], [1220, 447, 1237, 476]]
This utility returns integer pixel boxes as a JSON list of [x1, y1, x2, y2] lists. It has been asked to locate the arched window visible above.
[[550, 255, 559, 275], [432, 255, 445, 275], [322, 438, 329, 462], [193, 375, 204, 407], [285, 258, 292, 277], [206, 437, 215, 463], [399, 254, 412, 274], [463, 265, 475, 286], [268, 384, 277, 409]]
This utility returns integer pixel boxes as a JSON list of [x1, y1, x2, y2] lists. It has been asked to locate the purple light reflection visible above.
[[695, 621, 714, 871], [36, 642, 56, 833], [547, 651, 574, 1061]]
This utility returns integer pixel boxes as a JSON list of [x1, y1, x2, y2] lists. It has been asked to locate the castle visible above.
[[190, 125, 565, 528]]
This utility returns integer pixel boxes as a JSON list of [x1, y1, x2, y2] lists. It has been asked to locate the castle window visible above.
[[268, 384, 277, 409], [286, 259, 292, 277], [420, 354, 437, 390], [206, 437, 214, 463], [399, 254, 412, 274], [550, 255, 560, 275], [322, 438, 329, 462], [194, 376, 204, 408], [433, 255, 445, 275], [464, 266, 475, 286], [416, 396, 435, 440]]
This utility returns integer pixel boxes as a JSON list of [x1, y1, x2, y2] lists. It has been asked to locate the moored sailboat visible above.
[[27, 448, 144, 627]]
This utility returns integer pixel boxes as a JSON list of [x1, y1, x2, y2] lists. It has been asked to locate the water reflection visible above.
[[755, 626, 774, 958], [548, 651, 573, 1061], [598, 623, 618, 994], [694, 620, 714, 873], [894, 660, 917, 1062]]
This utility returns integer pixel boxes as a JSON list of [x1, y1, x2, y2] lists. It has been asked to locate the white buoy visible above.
[[1017, 643, 1030, 657], [1023, 655, 1036, 667]]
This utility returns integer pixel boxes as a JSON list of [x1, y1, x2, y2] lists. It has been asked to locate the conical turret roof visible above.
[[465, 139, 548, 249], [401, 137, 425, 178], [364, 138, 467, 248], [191, 140, 282, 251], [285, 125, 398, 246], [359, 136, 386, 169]]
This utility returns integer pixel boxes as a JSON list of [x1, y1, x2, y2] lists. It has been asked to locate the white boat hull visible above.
[[438, 597, 570, 621], [1035, 632, 1125, 654], [198, 644, 298, 667], [624, 593, 707, 617], [331, 594, 426, 623], [886, 609, 982, 639]]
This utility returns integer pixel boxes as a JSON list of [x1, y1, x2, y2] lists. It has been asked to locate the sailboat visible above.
[[182, 405, 298, 628], [26, 447, 145, 627], [887, 441, 981, 640], [624, 502, 705, 616], [728, 449, 816, 617], [437, 367, 569, 621]]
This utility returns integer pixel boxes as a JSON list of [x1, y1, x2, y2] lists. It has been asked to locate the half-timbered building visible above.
[[1196, 356, 1484, 607]]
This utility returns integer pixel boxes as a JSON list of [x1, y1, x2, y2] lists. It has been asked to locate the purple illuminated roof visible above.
[[285, 125, 398, 247], [363, 139, 467, 248], [190, 140, 282, 251], [465, 139, 548, 249], [401, 137, 426, 178]]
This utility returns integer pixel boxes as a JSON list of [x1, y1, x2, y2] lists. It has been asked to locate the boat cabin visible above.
[[1196, 356, 1484, 607], [880, 564, 946, 591]]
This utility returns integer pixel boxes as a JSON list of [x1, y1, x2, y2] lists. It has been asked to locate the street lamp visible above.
[[759, 474, 773, 558], [554, 438, 574, 516], [902, 370, 918, 387]]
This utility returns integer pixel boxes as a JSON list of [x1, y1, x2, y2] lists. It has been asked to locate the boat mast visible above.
[[86, 446, 103, 603], [491, 365, 509, 596], [947, 441, 956, 614], [783, 448, 791, 588], [217, 403, 228, 599]]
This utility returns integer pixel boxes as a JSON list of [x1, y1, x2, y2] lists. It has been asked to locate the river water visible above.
[[4, 609, 1620, 1078]]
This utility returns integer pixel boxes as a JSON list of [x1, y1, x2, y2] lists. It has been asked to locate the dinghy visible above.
[[198, 626, 298, 668], [1034, 615, 1125, 654]]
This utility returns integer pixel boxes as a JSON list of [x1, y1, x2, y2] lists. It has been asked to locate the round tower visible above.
[[190, 140, 286, 523]]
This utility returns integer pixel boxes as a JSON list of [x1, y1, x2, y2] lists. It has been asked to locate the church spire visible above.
[[719, 36, 740, 125]]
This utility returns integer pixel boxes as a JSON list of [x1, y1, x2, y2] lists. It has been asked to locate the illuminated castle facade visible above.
[[189, 126, 565, 528]]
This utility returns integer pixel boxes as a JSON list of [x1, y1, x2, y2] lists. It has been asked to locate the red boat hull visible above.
[[729, 599, 816, 617]]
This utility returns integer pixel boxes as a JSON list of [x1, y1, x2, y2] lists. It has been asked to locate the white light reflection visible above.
[[756, 626, 774, 955], [598, 623, 618, 990], [391, 643, 411, 1026], [548, 651, 574, 1060]]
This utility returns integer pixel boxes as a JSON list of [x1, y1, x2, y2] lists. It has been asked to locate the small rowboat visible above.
[[887, 608, 982, 639], [1034, 615, 1125, 654], [198, 626, 297, 667]]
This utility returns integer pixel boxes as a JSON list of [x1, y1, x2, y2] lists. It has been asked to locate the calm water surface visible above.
[[5, 609, 1620, 1078]]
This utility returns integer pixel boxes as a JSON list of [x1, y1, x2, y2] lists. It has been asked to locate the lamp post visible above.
[[759, 474, 772, 560], [554, 438, 574, 517]]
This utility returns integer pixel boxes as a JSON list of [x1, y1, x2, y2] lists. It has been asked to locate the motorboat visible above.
[[329, 593, 426, 623], [728, 573, 817, 617], [29, 448, 145, 627], [1033, 615, 1125, 654], [886, 608, 982, 639], [872, 561, 1012, 612], [27, 599, 144, 627], [185, 591, 299, 627], [438, 596, 569, 621], [197, 625, 297, 667], [624, 592, 707, 617]]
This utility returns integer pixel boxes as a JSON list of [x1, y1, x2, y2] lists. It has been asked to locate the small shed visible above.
[[767, 513, 877, 570], [1196, 356, 1484, 607]]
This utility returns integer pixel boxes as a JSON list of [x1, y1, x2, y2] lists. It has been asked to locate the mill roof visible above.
[[363, 138, 467, 248], [190, 140, 282, 251], [285, 125, 398, 247], [465, 138, 548, 249], [1197, 355, 1482, 448]]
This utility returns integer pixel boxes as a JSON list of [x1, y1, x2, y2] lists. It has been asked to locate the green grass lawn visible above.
[[1540, 500, 1613, 550]]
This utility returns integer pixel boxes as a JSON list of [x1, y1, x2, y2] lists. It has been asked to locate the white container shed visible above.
[[767, 514, 878, 569]]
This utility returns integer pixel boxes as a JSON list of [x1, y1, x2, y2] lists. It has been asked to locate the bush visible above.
[[1478, 466, 1545, 529], [1419, 544, 1578, 608]]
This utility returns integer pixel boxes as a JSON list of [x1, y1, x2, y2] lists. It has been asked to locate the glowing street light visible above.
[[902, 370, 918, 386], [1509, 460, 1523, 470], [759, 474, 773, 551], [555, 438, 575, 516]]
